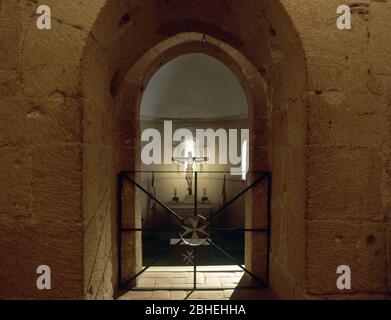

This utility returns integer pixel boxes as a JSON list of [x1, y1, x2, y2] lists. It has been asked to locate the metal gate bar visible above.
[[118, 171, 271, 292]]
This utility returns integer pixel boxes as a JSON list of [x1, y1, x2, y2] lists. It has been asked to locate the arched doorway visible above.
[[81, 1, 307, 299], [115, 52, 269, 293], [116, 38, 272, 294]]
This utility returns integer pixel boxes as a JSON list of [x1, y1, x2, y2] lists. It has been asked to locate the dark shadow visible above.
[[230, 274, 278, 300]]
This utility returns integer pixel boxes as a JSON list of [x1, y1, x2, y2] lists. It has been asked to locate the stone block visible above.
[[307, 221, 387, 294], [269, 256, 295, 300], [0, 1, 22, 71], [0, 70, 20, 97], [83, 144, 115, 225], [31, 146, 83, 224], [84, 208, 114, 299], [307, 55, 369, 94], [170, 291, 188, 300], [286, 214, 306, 285], [22, 20, 87, 97], [0, 222, 83, 299], [151, 291, 171, 300], [270, 202, 288, 266], [369, 1, 391, 75], [0, 146, 33, 224], [307, 93, 388, 147], [307, 221, 357, 294], [307, 146, 382, 221], [37, 0, 107, 36], [0, 96, 82, 145], [356, 224, 387, 293]]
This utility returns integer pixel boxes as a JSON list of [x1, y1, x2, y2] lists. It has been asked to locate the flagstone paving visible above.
[[117, 266, 276, 300]]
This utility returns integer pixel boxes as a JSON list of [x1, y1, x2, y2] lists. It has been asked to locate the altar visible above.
[[167, 200, 214, 228]]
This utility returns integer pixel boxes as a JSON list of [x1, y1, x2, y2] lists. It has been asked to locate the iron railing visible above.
[[117, 171, 271, 292]]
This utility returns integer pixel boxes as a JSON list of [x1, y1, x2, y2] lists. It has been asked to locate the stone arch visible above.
[[3, 0, 309, 300], [115, 34, 269, 172], [80, 0, 308, 299], [114, 34, 270, 288]]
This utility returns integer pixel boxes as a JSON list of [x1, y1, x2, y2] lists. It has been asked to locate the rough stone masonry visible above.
[[0, 0, 390, 300]]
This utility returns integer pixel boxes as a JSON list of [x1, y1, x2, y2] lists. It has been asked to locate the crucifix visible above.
[[172, 152, 208, 196]]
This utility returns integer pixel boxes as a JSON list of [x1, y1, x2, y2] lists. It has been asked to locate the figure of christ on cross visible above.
[[172, 152, 208, 196]]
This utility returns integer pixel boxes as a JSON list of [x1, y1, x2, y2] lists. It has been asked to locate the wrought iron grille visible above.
[[117, 171, 271, 292]]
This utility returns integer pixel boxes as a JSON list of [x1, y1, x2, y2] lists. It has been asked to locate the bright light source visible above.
[[184, 139, 195, 158]]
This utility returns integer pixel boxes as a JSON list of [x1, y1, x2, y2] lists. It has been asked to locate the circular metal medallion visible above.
[[179, 215, 211, 246]]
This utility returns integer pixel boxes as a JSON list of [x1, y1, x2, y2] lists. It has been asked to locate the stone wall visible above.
[[0, 0, 390, 300], [0, 0, 89, 299], [287, 0, 391, 298]]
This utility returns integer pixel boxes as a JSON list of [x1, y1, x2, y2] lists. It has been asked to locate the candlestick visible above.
[[202, 186, 208, 202], [172, 186, 179, 202]]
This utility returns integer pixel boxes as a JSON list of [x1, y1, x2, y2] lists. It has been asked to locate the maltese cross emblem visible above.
[[182, 250, 195, 265], [179, 215, 211, 246]]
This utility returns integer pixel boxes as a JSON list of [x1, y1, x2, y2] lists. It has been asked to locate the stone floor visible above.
[[118, 266, 275, 300]]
